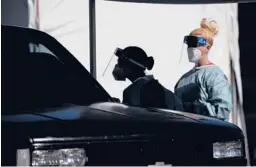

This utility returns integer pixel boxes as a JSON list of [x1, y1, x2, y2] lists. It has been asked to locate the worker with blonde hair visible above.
[[174, 18, 232, 121]]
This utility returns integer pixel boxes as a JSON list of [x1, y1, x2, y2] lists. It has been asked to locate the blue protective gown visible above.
[[123, 75, 183, 111], [174, 65, 232, 121]]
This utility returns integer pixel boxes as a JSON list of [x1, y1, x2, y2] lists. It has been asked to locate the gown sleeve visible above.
[[194, 69, 233, 120]]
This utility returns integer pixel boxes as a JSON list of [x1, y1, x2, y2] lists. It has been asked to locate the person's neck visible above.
[[196, 57, 211, 67], [128, 73, 145, 82]]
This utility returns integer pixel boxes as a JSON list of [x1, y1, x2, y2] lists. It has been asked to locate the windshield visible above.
[[2, 26, 113, 114]]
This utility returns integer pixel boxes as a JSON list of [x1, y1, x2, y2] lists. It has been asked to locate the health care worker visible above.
[[175, 18, 232, 121], [111, 46, 183, 111]]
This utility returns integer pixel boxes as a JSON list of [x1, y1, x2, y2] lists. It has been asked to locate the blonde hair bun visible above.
[[200, 17, 219, 37]]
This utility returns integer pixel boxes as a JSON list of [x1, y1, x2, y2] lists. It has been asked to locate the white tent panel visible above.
[[38, 0, 90, 69]]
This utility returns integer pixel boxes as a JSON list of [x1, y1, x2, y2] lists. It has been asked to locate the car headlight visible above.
[[213, 141, 243, 159], [32, 148, 87, 166]]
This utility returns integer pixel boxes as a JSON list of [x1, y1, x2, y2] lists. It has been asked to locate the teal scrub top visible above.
[[175, 65, 232, 121]]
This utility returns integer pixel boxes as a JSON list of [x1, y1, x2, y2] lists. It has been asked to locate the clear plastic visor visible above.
[[179, 36, 208, 74]]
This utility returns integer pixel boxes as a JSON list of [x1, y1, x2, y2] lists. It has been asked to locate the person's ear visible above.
[[205, 45, 211, 54], [207, 45, 211, 50]]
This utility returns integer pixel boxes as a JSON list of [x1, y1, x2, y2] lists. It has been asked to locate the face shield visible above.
[[102, 47, 147, 81], [179, 36, 207, 73]]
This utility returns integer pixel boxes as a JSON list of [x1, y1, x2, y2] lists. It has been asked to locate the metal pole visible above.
[[89, 0, 97, 78]]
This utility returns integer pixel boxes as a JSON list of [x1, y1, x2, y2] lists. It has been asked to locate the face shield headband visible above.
[[114, 48, 146, 69], [184, 36, 207, 48], [101, 47, 148, 79]]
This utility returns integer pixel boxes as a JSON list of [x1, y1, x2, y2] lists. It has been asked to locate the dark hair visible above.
[[122, 46, 154, 70]]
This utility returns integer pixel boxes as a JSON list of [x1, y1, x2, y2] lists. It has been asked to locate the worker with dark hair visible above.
[[112, 46, 183, 111]]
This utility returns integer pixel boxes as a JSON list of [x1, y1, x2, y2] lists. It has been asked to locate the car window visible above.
[[2, 26, 112, 114], [29, 43, 55, 55]]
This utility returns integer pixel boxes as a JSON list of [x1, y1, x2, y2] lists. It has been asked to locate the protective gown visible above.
[[123, 75, 183, 111], [174, 65, 232, 121]]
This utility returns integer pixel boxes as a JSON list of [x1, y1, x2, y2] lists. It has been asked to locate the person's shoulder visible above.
[[207, 65, 223, 72], [202, 65, 225, 76], [179, 69, 195, 80], [123, 85, 131, 96], [203, 65, 229, 83], [125, 75, 154, 93]]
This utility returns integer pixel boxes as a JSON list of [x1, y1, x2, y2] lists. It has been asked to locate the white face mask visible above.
[[187, 47, 202, 63]]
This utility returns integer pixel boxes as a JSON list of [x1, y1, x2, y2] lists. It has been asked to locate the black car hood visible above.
[[2, 102, 244, 141]]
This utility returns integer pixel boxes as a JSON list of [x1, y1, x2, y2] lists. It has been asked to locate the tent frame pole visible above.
[[89, 0, 97, 78]]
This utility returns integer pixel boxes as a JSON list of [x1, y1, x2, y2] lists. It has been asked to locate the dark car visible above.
[[1, 25, 247, 166]]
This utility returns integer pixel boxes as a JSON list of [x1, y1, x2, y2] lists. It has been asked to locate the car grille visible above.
[[31, 135, 214, 166], [83, 140, 207, 166], [82, 141, 246, 166]]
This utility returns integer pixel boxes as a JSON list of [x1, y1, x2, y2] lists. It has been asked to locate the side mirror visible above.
[[112, 97, 121, 103]]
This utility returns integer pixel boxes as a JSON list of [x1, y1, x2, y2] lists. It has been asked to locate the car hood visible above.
[[2, 102, 244, 141]]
